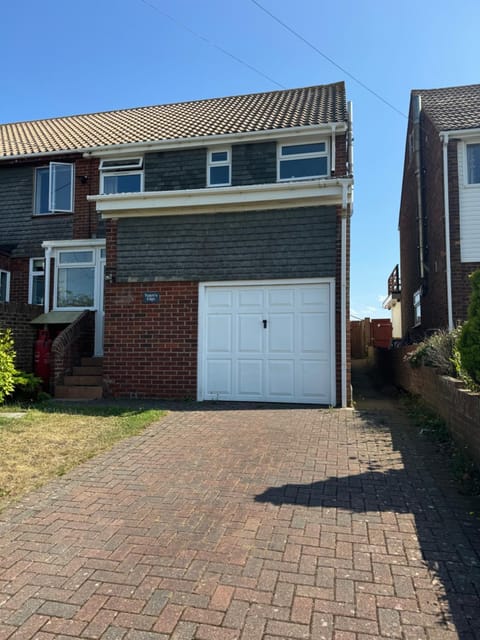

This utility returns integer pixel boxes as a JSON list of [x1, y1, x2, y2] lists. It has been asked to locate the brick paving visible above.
[[1, 381, 480, 638]]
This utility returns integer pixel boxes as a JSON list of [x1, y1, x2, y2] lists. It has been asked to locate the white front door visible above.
[[50, 241, 106, 356], [199, 280, 335, 404]]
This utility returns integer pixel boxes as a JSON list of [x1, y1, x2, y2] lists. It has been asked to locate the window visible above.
[[207, 149, 231, 187], [466, 143, 480, 184], [278, 140, 328, 181], [413, 289, 422, 326], [35, 162, 74, 214], [29, 258, 45, 305], [100, 158, 143, 194], [0, 270, 10, 302], [56, 250, 95, 308]]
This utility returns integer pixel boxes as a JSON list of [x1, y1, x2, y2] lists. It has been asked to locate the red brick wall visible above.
[[0, 302, 42, 371], [9, 258, 29, 303], [103, 281, 198, 399], [73, 156, 101, 239], [388, 347, 480, 468]]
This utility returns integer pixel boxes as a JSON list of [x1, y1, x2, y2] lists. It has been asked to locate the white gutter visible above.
[[83, 123, 347, 158], [441, 133, 454, 330], [43, 246, 52, 314], [439, 127, 480, 139], [331, 124, 337, 174]]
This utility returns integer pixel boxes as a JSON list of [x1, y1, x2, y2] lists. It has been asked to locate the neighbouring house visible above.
[[393, 84, 480, 340], [0, 82, 354, 406], [383, 264, 402, 339]]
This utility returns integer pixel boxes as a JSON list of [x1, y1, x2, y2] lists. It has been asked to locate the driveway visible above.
[[1, 388, 480, 638]]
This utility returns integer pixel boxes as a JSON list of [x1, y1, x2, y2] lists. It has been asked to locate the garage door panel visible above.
[[268, 288, 295, 307], [300, 313, 330, 354], [207, 315, 232, 352], [268, 313, 294, 353], [300, 286, 329, 308], [206, 360, 232, 396], [239, 289, 263, 308], [267, 360, 295, 397], [207, 289, 232, 307], [299, 360, 331, 400], [238, 315, 263, 353], [237, 360, 263, 396]]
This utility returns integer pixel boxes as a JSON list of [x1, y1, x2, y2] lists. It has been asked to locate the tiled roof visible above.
[[0, 82, 347, 159], [413, 84, 480, 131]]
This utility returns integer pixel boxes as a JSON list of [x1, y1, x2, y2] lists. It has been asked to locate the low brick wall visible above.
[[0, 303, 42, 372], [386, 346, 480, 466]]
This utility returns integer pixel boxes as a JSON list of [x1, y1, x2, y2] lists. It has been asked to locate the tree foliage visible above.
[[0, 329, 16, 403], [458, 270, 480, 385]]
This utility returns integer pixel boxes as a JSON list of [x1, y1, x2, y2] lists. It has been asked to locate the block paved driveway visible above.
[[1, 395, 480, 638]]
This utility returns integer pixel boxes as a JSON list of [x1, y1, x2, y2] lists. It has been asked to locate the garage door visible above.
[[198, 280, 335, 404]]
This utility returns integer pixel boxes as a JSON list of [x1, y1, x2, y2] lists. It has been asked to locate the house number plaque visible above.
[[143, 292, 160, 304]]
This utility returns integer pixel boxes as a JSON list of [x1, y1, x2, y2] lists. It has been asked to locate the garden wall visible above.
[[0, 303, 42, 372], [384, 346, 480, 467]]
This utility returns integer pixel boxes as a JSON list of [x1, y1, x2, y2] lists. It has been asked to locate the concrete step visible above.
[[55, 385, 103, 400], [81, 357, 104, 367], [63, 375, 103, 386], [72, 366, 103, 376]]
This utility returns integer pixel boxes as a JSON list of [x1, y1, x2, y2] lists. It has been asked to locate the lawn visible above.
[[0, 403, 166, 512]]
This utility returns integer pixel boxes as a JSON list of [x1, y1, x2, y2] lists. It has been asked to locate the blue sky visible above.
[[2, 0, 480, 318]]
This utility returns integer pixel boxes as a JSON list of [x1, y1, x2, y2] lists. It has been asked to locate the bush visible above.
[[12, 371, 45, 402], [0, 329, 16, 403], [458, 270, 480, 386], [406, 328, 459, 376]]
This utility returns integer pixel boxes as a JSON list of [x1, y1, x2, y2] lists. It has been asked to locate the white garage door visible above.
[[198, 280, 335, 404]]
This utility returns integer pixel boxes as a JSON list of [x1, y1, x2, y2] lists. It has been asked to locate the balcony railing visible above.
[[387, 265, 401, 296]]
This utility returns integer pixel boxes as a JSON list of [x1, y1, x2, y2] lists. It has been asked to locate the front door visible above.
[[52, 242, 106, 356]]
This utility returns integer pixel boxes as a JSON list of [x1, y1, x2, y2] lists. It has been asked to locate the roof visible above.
[[413, 84, 480, 131], [0, 82, 347, 159]]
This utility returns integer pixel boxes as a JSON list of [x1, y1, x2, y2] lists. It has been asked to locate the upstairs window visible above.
[[278, 140, 328, 181], [100, 158, 143, 194], [466, 143, 480, 184], [0, 270, 10, 302], [29, 258, 45, 306], [207, 149, 231, 187], [34, 162, 74, 214]]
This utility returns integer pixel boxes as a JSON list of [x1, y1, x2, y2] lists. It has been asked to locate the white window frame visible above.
[[277, 139, 329, 182], [34, 162, 74, 215], [464, 141, 480, 187], [0, 270, 10, 302], [54, 249, 96, 311], [28, 258, 45, 305], [413, 289, 422, 326], [100, 157, 144, 194], [207, 148, 231, 187]]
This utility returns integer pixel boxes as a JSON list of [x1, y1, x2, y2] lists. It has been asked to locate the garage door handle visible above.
[[263, 319, 267, 329]]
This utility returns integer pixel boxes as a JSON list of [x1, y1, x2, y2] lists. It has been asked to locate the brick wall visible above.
[[386, 347, 480, 468], [73, 156, 102, 239], [0, 302, 42, 371], [103, 281, 198, 399]]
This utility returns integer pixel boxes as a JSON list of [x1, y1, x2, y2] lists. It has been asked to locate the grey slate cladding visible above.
[[144, 149, 206, 191], [0, 165, 72, 256], [144, 142, 277, 191], [232, 142, 276, 186], [116, 207, 336, 282]]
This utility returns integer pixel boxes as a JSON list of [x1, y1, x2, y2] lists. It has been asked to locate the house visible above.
[[0, 82, 353, 406], [394, 84, 480, 340]]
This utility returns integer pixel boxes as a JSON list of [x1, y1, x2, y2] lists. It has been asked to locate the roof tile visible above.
[[413, 84, 480, 131], [0, 82, 347, 159]]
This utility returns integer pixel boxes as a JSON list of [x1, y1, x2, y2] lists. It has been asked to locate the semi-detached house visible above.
[[0, 82, 353, 406]]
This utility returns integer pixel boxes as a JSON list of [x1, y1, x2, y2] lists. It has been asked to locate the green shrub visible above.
[[406, 328, 459, 376], [12, 371, 44, 402], [0, 329, 16, 403], [458, 270, 480, 385]]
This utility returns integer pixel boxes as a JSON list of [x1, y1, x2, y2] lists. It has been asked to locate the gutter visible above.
[[441, 133, 454, 330], [413, 95, 425, 281]]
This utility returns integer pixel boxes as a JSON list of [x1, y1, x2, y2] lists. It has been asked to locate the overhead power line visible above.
[[250, 0, 407, 119], [139, 0, 285, 90]]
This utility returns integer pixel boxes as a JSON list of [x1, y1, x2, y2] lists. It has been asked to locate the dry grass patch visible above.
[[0, 403, 166, 511]]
